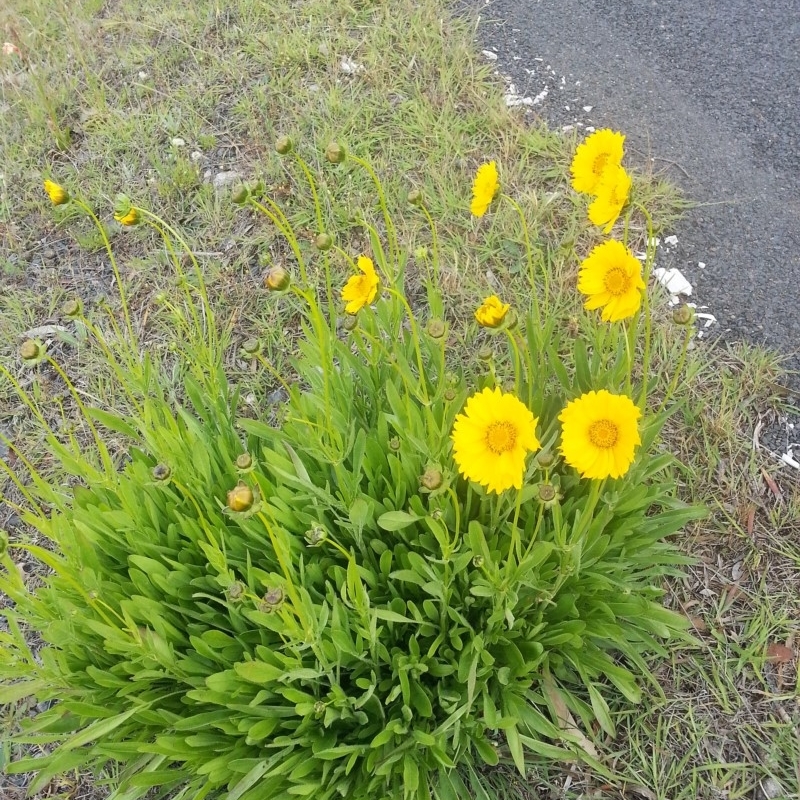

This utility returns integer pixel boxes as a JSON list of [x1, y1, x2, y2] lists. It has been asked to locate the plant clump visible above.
[[0, 131, 703, 800]]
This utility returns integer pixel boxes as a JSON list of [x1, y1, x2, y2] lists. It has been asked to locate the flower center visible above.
[[592, 153, 609, 177], [603, 266, 630, 296], [588, 419, 619, 449], [485, 421, 517, 454]]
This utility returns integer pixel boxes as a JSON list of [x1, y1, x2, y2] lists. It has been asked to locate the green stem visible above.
[[657, 322, 694, 415], [73, 198, 134, 344], [504, 328, 523, 397], [45, 356, 114, 476], [293, 153, 334, 323], [418, 203, 441, 286], [502, 194, 543, 329], [635, 204, 657, 410], [255, 353, 293, 398], [247, 197, 310, 286], [349, 154, 398, 276], [386, 288, 429, 404]]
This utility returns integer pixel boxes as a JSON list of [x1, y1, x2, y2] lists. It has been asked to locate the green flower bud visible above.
[[444, 388, 456, 402], [19, 339, 41, 362], [275, 135, 294, 155], [538, 483, 556, 502], [314, 233, 333, 251], [420, 467, 443, 491], [61, 298, 83, 318], [235, 453, 253, 471], [478, 345, 493, 362], [242, 338, 262, 356], [426, 318, 446, 339], [227, 483, 254, 512], [472, 555, 484, 569], [259, 586, 285, 613], [152, 464, 171, 481], [227, 581, 246, 603], [231, 185, 249, 205], [265, 266, 291, 292], [537, 452, 554, 468], [342, 314, 358, 332], [304, 526, 328, 547], [313, 700, 326, 717], [407, 188, 424, 207], [325, 141, 347, 164], [672, 304, 694, 326], [388, 436, 401, 452], [537, 482, 561, 509]]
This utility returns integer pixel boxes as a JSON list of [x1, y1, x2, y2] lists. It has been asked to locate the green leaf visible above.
[[234, 660, 283, 684], [0, 680, 47, 704], [377, 511, 420, 531], [403, 755, 420, 795], [85, 406, 139, 439], [505, 724, 525, 775], [53, 704, 145, 753]]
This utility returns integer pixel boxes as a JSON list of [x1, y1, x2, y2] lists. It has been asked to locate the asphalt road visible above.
[[463, 0, 800, 377]]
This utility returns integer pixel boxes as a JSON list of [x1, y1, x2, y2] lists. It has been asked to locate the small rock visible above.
[[482, 49, 498, 61], [758, 777, 784, 800], [213, 171, 242, 189], [190, 150, 203, 162], [42, 248, 56, 261], [170, 137, 186, 147]]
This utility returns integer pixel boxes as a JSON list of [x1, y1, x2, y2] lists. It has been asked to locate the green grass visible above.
[[1, 0, 798, 797]]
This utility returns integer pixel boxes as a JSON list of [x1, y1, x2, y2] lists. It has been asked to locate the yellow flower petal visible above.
[[341, 255, 380, 314], [570, 129, 625, 195], [558, 390, 641, 480], [587, 164, 631, 233], [43, 180, 69, 206], [470, 161, 499, 218], [475, 295, 510, 328], [577, 240, 645, 322], [451, 387, 540, 494]]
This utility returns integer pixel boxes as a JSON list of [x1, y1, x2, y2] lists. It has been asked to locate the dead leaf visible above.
[[687, 615, 708, 632], [745, 504, 756, 538], [766, 642, 795, 664], [542, 673, 599, 759], [761, 469, 782, 500], [719, 583, 744, 613]]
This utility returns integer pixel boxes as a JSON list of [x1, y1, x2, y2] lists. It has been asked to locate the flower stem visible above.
[[502, 194, 545, 329], [73, 198, 134, 344], [349, 154, 398, 276], [657, 322, 694, 415], [292, 152, 335, 324], [636, 204, 658, 409]]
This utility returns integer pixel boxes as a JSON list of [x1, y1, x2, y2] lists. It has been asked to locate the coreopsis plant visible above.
[[0, 136, 703, 800]]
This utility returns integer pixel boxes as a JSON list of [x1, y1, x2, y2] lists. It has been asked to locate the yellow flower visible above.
[[588, 164, 631, 233], [470, 161, 499, 218], [43, 180, 69, 206], [115, 208, 140, 226], [578, 240, 645, 322], [342, 256, 379, 314], [451, 387, 540, 494], [559, 390, 641, 479], [570, 129, 625, 195], [475, 295, 510, 328]]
